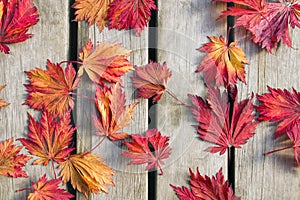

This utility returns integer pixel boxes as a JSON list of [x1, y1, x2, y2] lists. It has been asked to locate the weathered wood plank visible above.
[[236, 27, 300, 199], [156, 1, 227, 199], [0, 1, 70, 199], [76, 26, 149, 199]]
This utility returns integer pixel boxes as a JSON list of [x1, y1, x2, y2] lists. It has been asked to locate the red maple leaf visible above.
[[171, 167, 240, 200], [107, 0, 157, 35], [27, 174, 73, 200], [0, 137, 31, 178], [19, 111, 75, 166], [215, 0, 300, 53], [93, 83, 138, 141], [196, 35, 248, 87], [132, 62, 172, 103], [0, 0, 39, 54], [23, 60, 80, 117], [256, 86, 300, 138], [265, 122, 300, 165], [122, 128, 171, 174], [189, 87, 258, 155]]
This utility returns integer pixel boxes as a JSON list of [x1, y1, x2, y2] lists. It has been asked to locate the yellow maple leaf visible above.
[[73, 0, 113, 31], [0, 85, 9, 108], [59, 153, 114, 198]]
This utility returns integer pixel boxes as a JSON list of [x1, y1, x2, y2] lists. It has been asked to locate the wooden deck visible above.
[[0, 0, 299, 199]]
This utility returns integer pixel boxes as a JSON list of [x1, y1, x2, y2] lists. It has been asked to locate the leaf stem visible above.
[[51, 160, 57, 179], [59, 60, 83, 66], [70, 92, 95, 101], [264, 145, 294, 155], [89, 136, 106, 153], [16, 188, 32, 193], [165, 89, 188, 106]]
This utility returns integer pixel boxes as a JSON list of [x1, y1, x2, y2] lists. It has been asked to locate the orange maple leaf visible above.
[[27, 174, 73, 200], [0, 85, 9, 108], [93, 83, 138, 141], [59, 153, 114, 198], [73, 0, 113, 32], [78, 39, 133, 83], [23, 60, 80, 117], [18, 111, 76, 166], [0, 0, 39, 54], [196, 35, 248, 87], [0, 137, 31, 178]]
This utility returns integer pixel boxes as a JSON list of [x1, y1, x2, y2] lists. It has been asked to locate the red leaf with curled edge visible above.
[[0, 0, 39, 54], [18, 111, 76, 166], [265, 122, 300, 165], [171, 167, 240, 200], [0, 137, 31, 178], [196, 35, 248, 87], [256, 86, 300, 138], [23, 60, 80, 117], [215, 0, 300, 53], [122, 129, 171, 174], [107, 0, 157, 35], [27, 174, 73, 200], [189, 87, 258, 155], [132, 62, 172, 103], [78, 39, 133, 83], [93, 83, 138, 141]]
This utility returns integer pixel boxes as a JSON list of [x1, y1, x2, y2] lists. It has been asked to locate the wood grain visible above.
[[235, 26, 300, 199], [0, 1, 70, 199], [75, 26, 149, 199], [156, 1, 227, 199]]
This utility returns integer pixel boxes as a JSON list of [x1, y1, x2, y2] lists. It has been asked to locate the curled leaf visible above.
[[132, 61, 172, 103], [94, 83, 138, 141], [196, 35, 248, 87], [59, 153, 114, 198], [0, 137, 31, 178], [78, 39, 133, 83]]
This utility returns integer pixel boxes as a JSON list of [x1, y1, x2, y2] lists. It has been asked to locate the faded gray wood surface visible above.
[[0, 1, 70, 199], [236, 21, 300, 199], [76, 26, 149, 199], [156, 1, 227, 199]]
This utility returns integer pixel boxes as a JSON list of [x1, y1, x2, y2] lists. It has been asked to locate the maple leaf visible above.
[[18, 111, 75, 166], [122, 128, 171, 174], [132, 62, 172, 103], [256, 86, 300, 138], [0, 0, 39, 54], [0, 85, 9, 108], [215, 0, 300, 53], [107, 0, 157, 35], [171, 167, 241, 200], [27, 174, 73, 200], [59, 153, 114, 198], [72, 0, 112, 32], [189, 87, 258, 155], [265, 122, 300, 165], [78, 39, 133, 83], [196, 35, 248, 87], [0, 137, 30, 178], [93, 83, 138, 141], [23, 60, 80, 117]]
